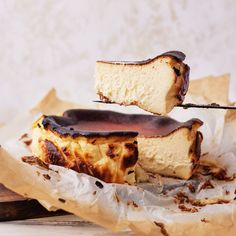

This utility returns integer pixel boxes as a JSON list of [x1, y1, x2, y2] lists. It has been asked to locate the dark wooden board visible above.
[[0, 184, 68, 221]]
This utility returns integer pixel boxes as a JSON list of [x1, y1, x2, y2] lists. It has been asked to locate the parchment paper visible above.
[[0, 75, 236, 236]]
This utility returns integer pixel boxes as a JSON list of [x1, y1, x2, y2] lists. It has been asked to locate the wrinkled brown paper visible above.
[[0, 74, 236, 236]]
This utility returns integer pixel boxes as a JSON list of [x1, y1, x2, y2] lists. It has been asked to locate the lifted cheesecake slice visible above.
[[96, 51, 190, 115], [32, 109, 202, 182]]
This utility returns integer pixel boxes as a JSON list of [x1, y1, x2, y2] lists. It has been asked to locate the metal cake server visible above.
[[93, 100, 236, 110]]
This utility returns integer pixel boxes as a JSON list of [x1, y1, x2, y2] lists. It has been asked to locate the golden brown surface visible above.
[[31, 116, 138, 184]]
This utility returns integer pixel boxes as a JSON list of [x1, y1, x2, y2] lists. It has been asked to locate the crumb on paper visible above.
[[187, 183, 196, 193], [43, 174, 51, 180], [58, 198, 66, 203], [178, 204, 198, 213], [95, 180, 104, 189], [127, 200, 139, 208], [199, 180, 214, 192], [154, 222, 169, 236], [19, 133, 32, 146], [201, 218, 210, 223]]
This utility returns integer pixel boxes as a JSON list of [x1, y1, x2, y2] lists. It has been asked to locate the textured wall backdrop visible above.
[[0, 0, 236, 122]]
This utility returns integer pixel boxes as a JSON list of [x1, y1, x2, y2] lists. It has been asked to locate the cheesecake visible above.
[[32, 109, 202, 182], [95, 51, 190, 115]]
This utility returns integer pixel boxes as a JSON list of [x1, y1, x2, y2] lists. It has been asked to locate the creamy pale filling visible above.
[[137, 128, 197, 179], [96, 57, 184, 114]]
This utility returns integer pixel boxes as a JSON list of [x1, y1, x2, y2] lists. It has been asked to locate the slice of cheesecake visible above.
[[95, 51, 190, 115], [32, 109, 202, 182], [31, 113, 138, 184]]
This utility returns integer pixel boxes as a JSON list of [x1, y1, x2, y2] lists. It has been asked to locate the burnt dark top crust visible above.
[[42, 114, 138, 138], [161, 51, 186, 61], [178, 63, 190, 101], [97, 51, 186, 65], [41, 109, 203, 138], [162, 51, 189, 101]]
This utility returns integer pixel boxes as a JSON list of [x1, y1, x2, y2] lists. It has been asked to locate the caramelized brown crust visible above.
[[56, 109, 202, 138], [42, 113, 138, 138], [97, 51, 186, 65], [39, 139, 138, 183], [190, 131, 203, 175], [195, 131, 203, 161]]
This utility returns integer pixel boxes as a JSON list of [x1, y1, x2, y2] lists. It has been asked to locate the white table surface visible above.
[[0, 215, 134, 236]]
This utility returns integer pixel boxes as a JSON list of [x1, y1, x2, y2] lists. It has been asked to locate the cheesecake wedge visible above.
[[96, 51, 190, 114], [32, 109, 202, 182]]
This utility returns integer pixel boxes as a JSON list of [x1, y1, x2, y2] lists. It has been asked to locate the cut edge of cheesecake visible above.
[[137, 126, 203, 180], [31, 116, 138, 184], [95, 51, 190, 115]]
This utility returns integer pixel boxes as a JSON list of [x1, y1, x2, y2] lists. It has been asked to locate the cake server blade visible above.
[[93, 101, 236, 110]]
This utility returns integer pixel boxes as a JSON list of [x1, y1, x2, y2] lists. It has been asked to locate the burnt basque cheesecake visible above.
[[95, 51, 190, 115], [31, 109, 203, 183]]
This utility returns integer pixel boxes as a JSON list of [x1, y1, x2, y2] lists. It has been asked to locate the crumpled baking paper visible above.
[[0, 75, 236, 236]]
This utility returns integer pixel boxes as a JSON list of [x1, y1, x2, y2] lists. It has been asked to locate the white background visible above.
[[1, 0, 236, 122]]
